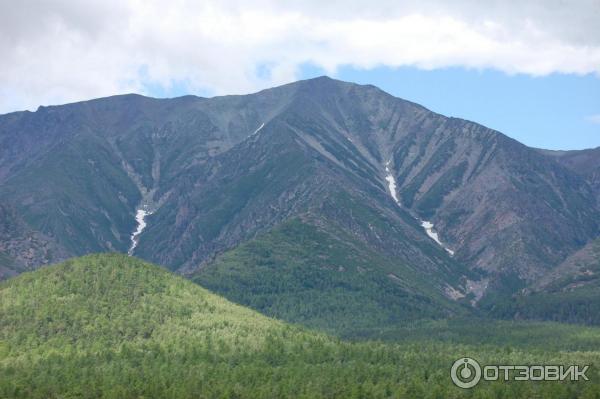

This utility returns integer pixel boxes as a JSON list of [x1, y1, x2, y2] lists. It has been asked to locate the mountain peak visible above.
[[294, 74, 363, 90]]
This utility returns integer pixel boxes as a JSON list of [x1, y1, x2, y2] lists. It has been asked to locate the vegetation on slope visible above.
[[194, 219, 468, 335], [486, 238, 600, 325], [2, 254, 600, 398]]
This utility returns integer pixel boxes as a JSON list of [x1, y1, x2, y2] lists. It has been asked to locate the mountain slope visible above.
[[488, 238, 600, 325], [1, 76, 599, 310], [534, 237, 600, 292], [0, 91, 295, 259], [0, 203, 68, 279], [193, 218, 470, 335], [539, 146, 600, 203]]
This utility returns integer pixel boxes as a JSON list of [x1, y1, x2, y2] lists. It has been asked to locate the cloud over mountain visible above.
[[1, 0, 599, 113]]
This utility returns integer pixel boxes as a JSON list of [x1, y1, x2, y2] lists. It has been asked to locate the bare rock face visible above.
[[0, 76, 599, 311], [0, 204, 68, 278], [539, 146, 600, 204]]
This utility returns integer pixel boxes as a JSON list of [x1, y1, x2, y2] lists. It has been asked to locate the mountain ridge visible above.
[[1, 76, 599, 329]]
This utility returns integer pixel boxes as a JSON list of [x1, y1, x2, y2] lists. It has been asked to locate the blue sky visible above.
[[2, 1, 599, 151], [322, 67, 600, 151]]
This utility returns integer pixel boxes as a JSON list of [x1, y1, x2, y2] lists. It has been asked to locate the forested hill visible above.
[[1, 253, 600, 398]]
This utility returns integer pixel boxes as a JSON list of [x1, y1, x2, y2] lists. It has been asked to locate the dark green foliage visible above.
[[0, 251, 14, 268], [2, 254, 600, 398], [488, 288, 600, 325], [348, 317, 600, 351], [194, 219, 467, 335]]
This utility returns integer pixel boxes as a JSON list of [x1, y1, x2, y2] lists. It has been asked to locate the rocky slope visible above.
[[0, 203, 68, 278], [486, 238, 600, 325], [539, 146, 600, 203], [0, 76, 599, 318]]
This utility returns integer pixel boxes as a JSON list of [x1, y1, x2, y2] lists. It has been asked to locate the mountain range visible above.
[[1, 76, 599, 332]]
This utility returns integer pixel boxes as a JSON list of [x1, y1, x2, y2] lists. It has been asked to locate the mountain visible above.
[[488, 237, 600, 324], [1, 76, 599, 331], [480, 148, 600, 325], [534, 237, 600, 292], [0, 203, 68, 279], [539, 147, 600, 202], [2, 254, 600, 398]]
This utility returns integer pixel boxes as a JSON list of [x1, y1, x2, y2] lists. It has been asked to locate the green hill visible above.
[[2, 254, 600, 398]]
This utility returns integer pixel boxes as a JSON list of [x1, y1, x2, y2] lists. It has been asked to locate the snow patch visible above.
[[421, 220, 454, 255], [250, 122, 265, 137], [384, 160, 400, 205], [383, 160, 455, 256], [128, 208, 152, 255]]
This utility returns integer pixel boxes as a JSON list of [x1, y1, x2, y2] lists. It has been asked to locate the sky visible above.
[[1, 0, 599, 150]]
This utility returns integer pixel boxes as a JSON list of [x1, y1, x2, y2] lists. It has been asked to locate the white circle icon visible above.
[[451, 357, 482, 389]]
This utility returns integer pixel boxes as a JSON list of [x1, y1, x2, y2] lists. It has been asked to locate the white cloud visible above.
[[1, 0, 599, 113], [586, 114, 600, 124]]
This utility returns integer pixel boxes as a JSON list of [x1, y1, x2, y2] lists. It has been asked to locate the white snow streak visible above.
[[420, 220, 454, 255], [250, 122, 265, 136], [385, 160, 400, 205], [384, 160, 454, 256], [128, 208, 152, 255]]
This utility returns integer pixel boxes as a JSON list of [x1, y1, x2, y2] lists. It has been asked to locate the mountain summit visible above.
[[1, 77, 599, 329]]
